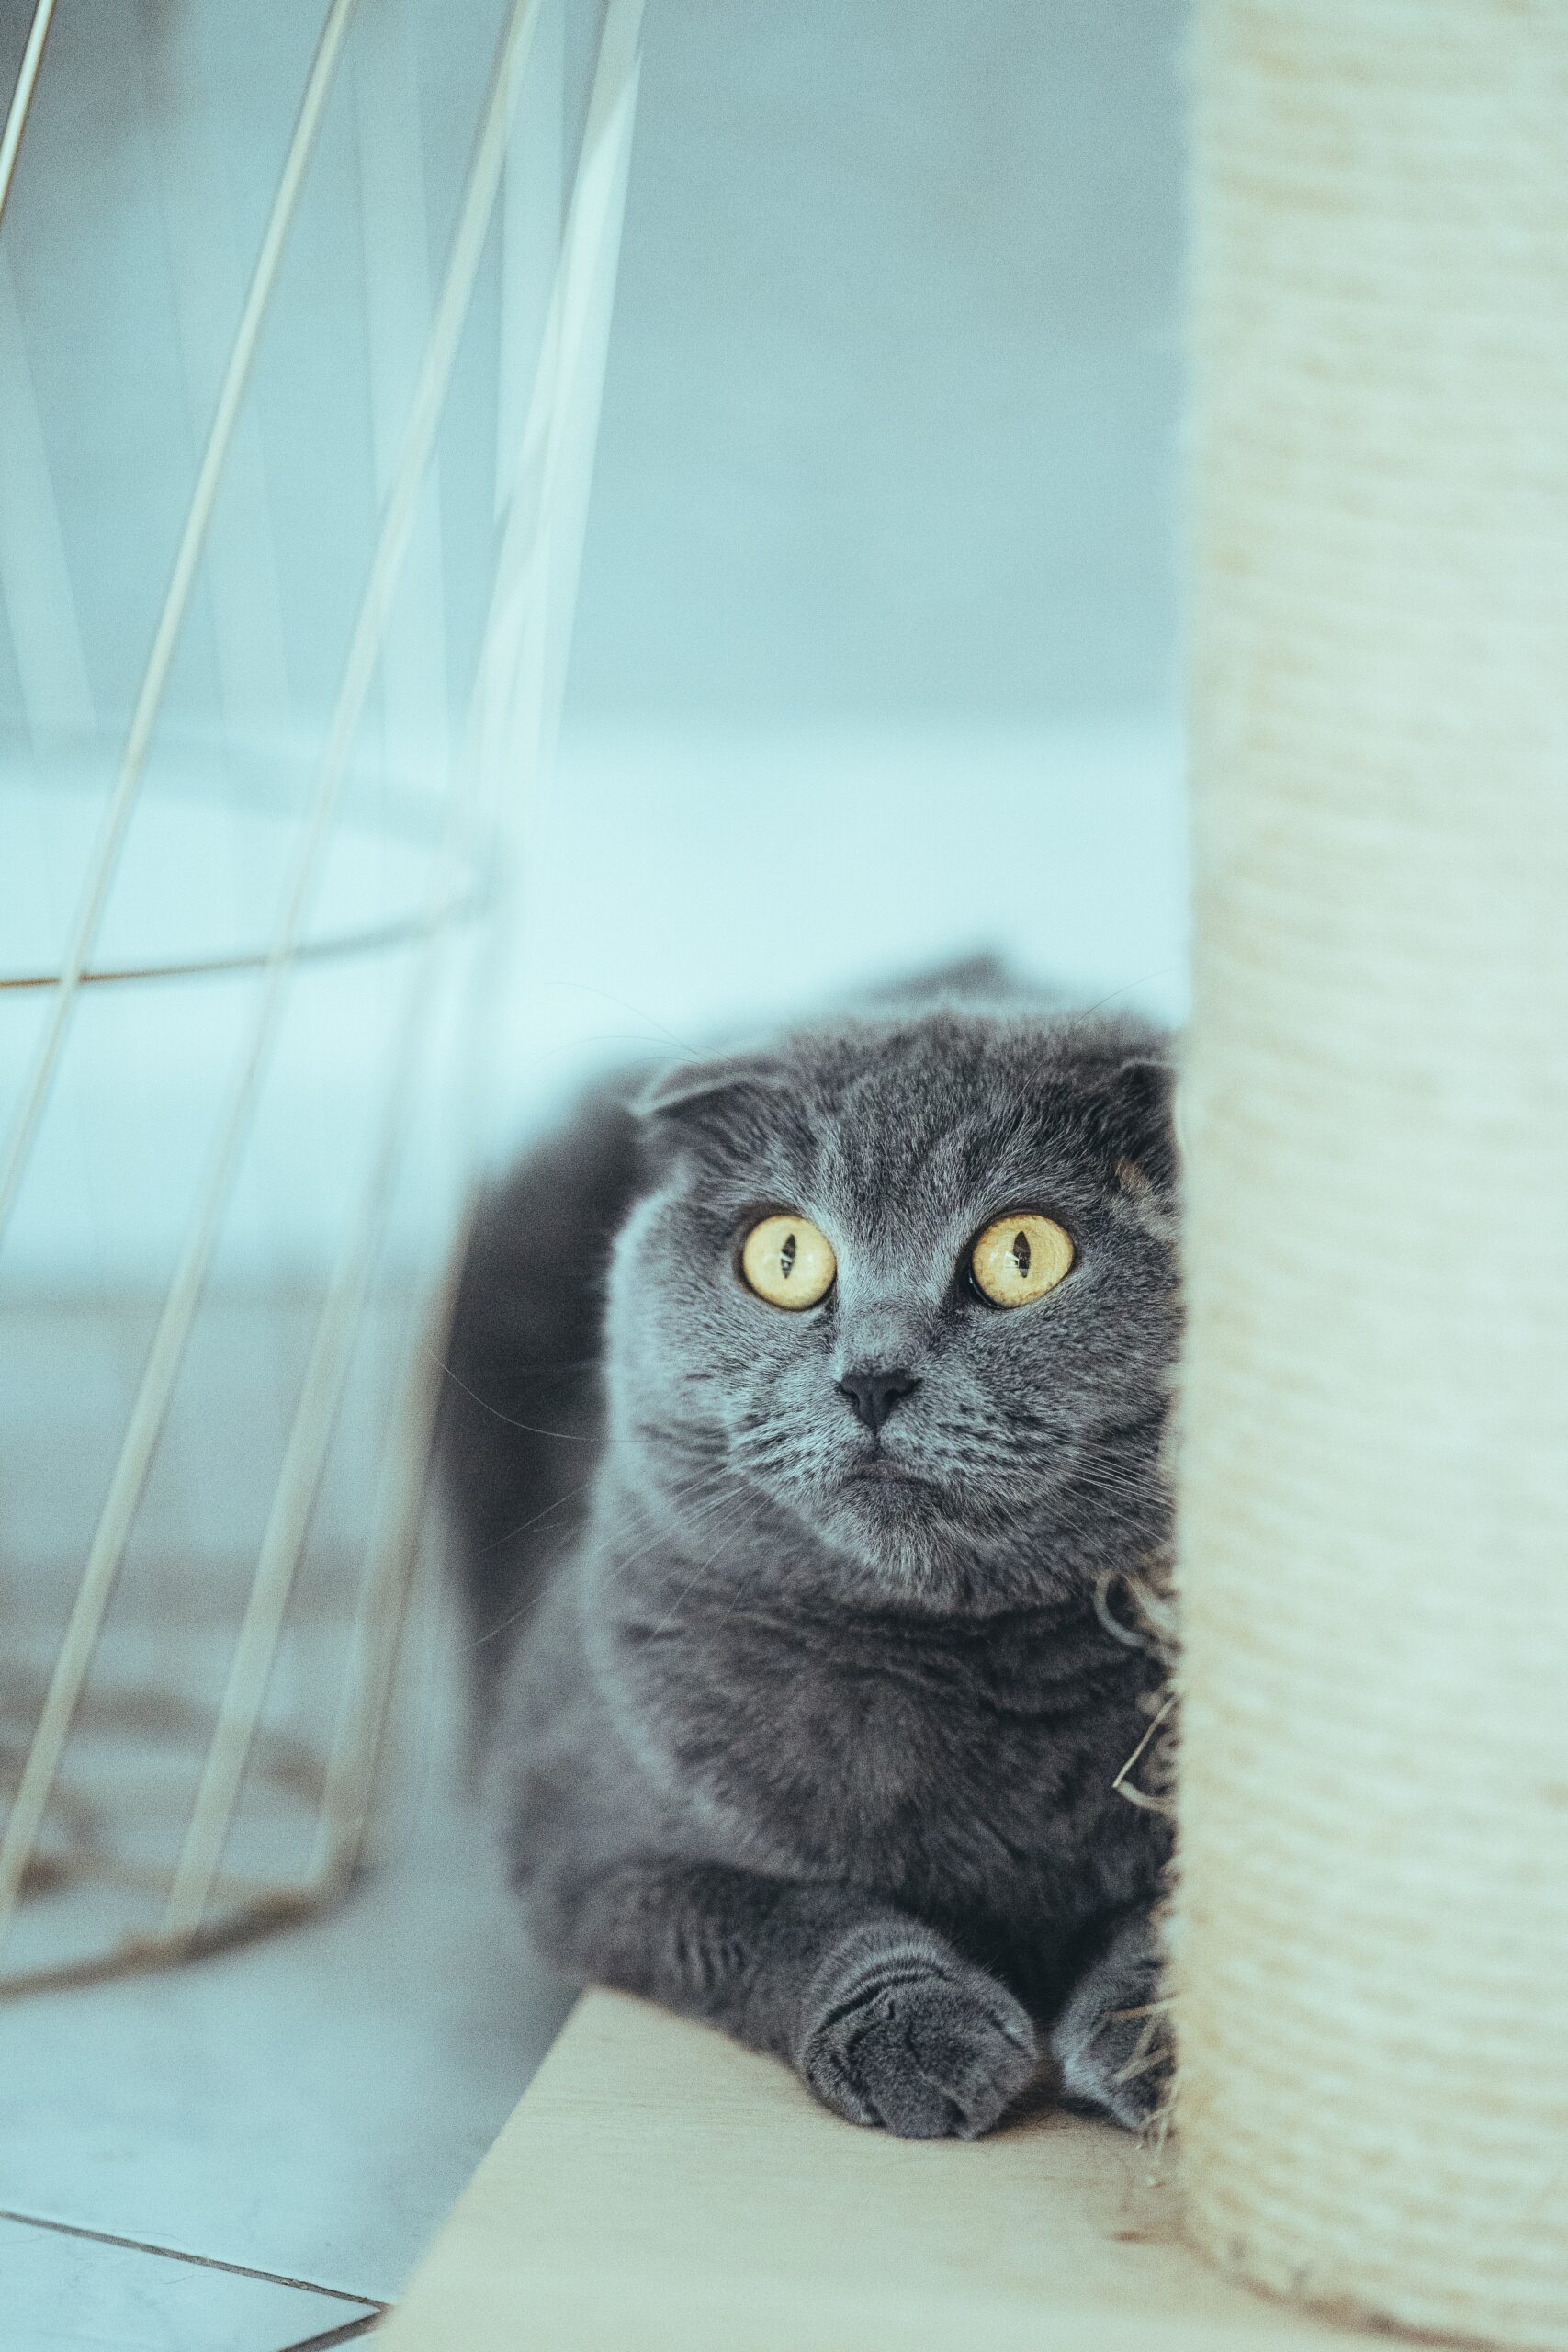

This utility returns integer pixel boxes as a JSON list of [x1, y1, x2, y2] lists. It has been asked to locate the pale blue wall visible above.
[[570, 1, 1185, 728], [528, 2, 1189, 1131]]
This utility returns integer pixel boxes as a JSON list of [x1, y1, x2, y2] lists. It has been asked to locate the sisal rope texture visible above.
[[1173, 3, 1568, 2346]]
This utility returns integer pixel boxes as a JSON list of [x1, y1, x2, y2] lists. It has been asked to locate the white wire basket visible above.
[[0, 0, 640, 1991]]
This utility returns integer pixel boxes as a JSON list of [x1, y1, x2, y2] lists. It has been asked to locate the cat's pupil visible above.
[[780, 1231, 797, 1280], [1011, 1229, 1031, 1278]]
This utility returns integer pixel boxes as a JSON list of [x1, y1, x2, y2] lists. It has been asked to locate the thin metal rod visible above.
[[317, 0, 647, 1887], [161, 1110, 400, 1934], [157, 0, 547, 1939], [0, 0, 546, 1950], [149, 38, 293, 740], [0, 0, 55, 235], [310, 1249, 459, 1885], [0, 253, 93, 739], [0, 0, 359, 1250], [471, 0, 644, 830], [493, 0, 560, 521], [164, 727, 485, 1933], [454, 0, 643, 1203], [0, 873, 483, 993], [354, 0, 449, 776]]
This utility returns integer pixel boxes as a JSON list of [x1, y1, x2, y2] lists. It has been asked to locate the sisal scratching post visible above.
[[1175, 3, 1568, 2346]]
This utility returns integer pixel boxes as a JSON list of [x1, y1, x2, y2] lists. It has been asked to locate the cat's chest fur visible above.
[[608, 1573, 1164, 1936]]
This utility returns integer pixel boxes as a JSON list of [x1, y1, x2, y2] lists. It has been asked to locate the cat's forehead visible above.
[[756, 1013, 1123, 1225]]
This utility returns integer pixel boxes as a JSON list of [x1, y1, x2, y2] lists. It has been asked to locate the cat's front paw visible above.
[[1049, 1906, 1170, 2132], [796, 1924, 1038, 2140]]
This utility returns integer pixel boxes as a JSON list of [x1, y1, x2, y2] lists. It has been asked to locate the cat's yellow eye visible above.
[[971, 1212, 1074, 1307], [740, 1214, 837, 1309]]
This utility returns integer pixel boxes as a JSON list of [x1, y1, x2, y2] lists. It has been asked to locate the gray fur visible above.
[[441, 971, 1178, 2136]]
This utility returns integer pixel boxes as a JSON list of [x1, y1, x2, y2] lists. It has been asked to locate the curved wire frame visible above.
[[0, 0, 645, 1991]]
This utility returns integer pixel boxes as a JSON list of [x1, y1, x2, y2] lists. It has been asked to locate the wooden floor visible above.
[[379, 1989, 1400, 2351]]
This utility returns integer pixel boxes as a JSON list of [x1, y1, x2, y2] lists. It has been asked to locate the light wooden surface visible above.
[[378, 1990, 1407, 2350]]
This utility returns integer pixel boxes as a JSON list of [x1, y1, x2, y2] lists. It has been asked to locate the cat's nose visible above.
[[837, 1364, 920, 1433]]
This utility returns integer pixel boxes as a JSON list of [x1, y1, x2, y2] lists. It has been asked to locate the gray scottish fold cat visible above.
[[441, 967, 1178, 2139]]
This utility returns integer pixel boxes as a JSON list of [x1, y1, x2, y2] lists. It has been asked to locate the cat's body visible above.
[[443, 972, 1178, 2137]]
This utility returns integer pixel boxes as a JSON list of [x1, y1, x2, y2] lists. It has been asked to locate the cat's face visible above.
[[605, 1006, 1180, 1609]]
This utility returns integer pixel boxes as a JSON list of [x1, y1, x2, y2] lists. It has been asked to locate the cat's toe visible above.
[[798, 1933, 1038, 2140], [1050, 1986, 1170, 2132], [1049, 1907, 1170, 2134]]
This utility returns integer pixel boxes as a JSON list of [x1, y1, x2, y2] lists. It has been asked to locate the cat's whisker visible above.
[[430, 1351, 600, 1443], [434, 1359, 730, 1456], [638, 1534, 750, 1645], [477, 1474, 601, 1559], [605, 1469, 752, 1563], [618, 1487, 761, 1644], [467, 1461, 749, 1654]]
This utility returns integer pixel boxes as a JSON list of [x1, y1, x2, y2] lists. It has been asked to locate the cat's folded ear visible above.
[[1088, 1054, 1179, 1191], [852, 950, 1026, 1013], [632, 1051, 790, 1163]]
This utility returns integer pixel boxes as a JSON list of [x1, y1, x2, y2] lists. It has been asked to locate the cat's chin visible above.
[[840, 1459, 936, 1491], [813, 1466, 967, 1573], [761, 1463, 1074, 1610], [834, 1456, 950, 1518]]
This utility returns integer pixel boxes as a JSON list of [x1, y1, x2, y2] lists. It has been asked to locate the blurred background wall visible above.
[[506, 0, 1190, 1131], [581, 2, 1183, 725]]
